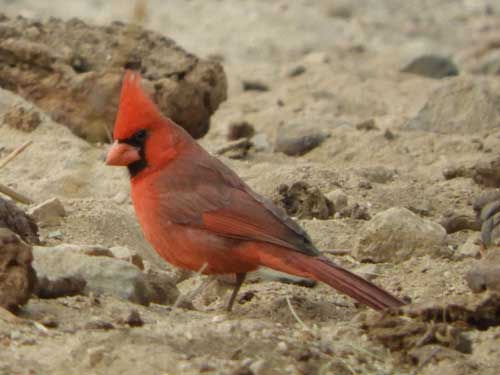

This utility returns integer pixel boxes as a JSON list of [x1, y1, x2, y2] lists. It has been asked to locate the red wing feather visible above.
[[153, 146, 319, 256], [202, 188, 318, 255]]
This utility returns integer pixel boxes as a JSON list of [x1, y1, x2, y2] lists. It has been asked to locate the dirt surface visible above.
[[1, 1, 500, 374]]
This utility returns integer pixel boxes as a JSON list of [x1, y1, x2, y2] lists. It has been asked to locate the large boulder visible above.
[[404, 77, 500, 134], [32, 244, 156, 305], [0, 15, 227, 141]]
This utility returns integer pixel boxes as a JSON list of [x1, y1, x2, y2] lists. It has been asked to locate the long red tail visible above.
[[302, 256, 405, 310], [256, 247, 405, 310]]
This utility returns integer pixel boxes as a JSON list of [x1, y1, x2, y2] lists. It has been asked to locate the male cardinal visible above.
[[106, 71, 405, 311]]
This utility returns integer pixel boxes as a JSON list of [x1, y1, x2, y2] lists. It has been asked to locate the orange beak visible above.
[[105, 141, 141, 166]]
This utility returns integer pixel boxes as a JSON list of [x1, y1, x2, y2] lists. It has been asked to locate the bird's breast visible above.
[[130, 180, 256, 274]]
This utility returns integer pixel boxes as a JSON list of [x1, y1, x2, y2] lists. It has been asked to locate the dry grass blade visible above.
[[0, 140, 32, 169], [285, 296, 310, 331], [0, 140, 34, 203]]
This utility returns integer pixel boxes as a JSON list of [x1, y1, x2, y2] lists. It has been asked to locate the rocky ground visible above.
[[1, 1, 500, 374]]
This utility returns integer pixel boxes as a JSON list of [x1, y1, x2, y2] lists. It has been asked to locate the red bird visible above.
[[106, 71, 405, 311]]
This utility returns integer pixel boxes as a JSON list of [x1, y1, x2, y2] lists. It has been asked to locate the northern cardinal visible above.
[[106, 71, 405, 311]]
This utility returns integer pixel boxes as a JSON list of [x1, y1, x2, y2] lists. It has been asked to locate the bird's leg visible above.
[[226, 273, 246, 312]]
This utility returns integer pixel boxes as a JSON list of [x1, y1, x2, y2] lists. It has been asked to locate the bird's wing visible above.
[[154, 148, 319, 256]]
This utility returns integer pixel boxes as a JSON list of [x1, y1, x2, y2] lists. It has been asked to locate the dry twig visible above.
[[0, 140, 34, 204], [0, 183, 33, 204], [0, 140, 32, 169]]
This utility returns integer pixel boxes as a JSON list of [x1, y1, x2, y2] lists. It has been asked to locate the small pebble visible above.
[[85, 318, 114, 330], [212, 315, 225, 323], [358, 181, 372, 189], [21, 338, 37, 345], [242, 80, 269, 92], [275, 132, 329, 156], [28, 197, 66, 227], [47, 230, 63, 239], [277, 341, 288, 352], [286, 65, 306, 78], [227, 121, 255, 141], [199, 363, 216, 373], [125, 309, 144, 327], [40, 316, 59, 328], [384, 129, 396, 140], [112, 191, 128, 204], [355, 119, 378, 131], [10, 330, 22, 340], [251, 133, 270, 152]]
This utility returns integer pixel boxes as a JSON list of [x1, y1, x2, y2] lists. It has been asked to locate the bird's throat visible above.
[[127, 158, 148, 177]]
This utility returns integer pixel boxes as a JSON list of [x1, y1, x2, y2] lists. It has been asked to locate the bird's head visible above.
[[106, 70, 187, 178]]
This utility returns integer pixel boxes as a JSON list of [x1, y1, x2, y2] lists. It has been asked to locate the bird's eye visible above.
[[133, 129, 147, 143]]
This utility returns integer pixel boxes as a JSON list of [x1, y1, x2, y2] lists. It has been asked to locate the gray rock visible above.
[[439, 211, 480, 234], [473, 155, 500, 187], [467, 267, 496, 296], [142, 266, 181, 306], [442, 164, 473, 180], [405, 77, 500, 134], [109, 246, 144, 270], [340, 203, 371, 221], [358, 166, 396, 184], [466, 249, 500, 293], [325, 189, 348, 212], [354, 207, 447, 262], [28, 197, 66, 227], [402, 55, 459, 79], [353, 263, 383, 281], [35, 275, 86, 299], [251, 133, 270, 152], [32, 245, 155, 305], [285, 65, 306, 78], [358, 181, 372, 190], [355, 119, 378, 131], [275, 130, 329, 156], [455, 233, 481, 260], [0, 228, 36, 311]]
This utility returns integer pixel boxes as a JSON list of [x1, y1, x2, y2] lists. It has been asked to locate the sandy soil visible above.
[[1, 1, 500, 374]]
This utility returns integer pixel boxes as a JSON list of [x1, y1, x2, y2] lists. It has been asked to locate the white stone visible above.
[[354, 207, 447, 263]]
